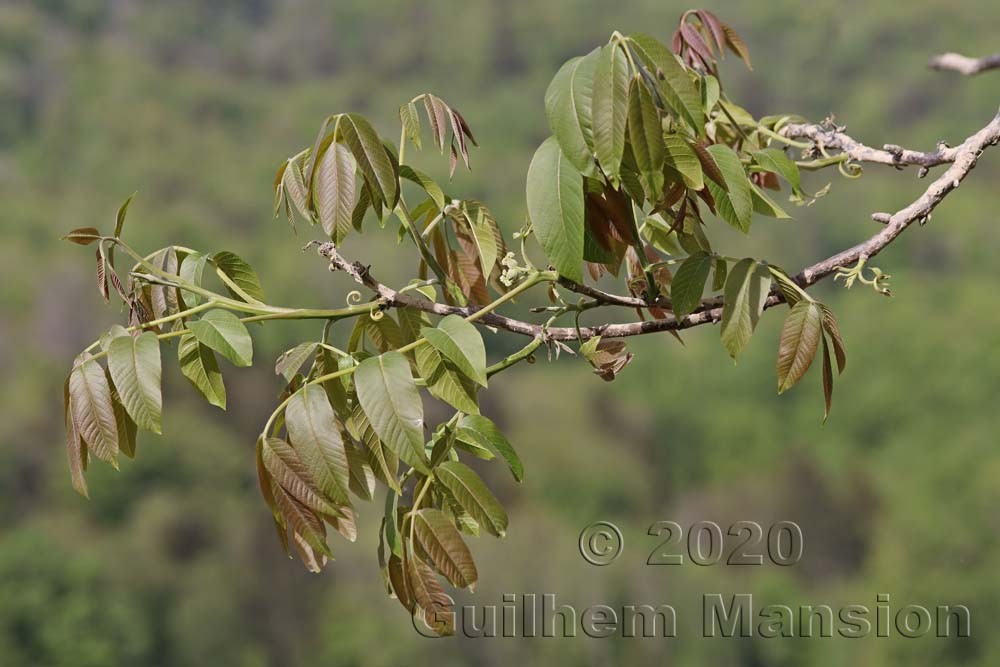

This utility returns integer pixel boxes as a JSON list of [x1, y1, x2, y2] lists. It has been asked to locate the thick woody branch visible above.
[[929, 52, 1000, 76], [317, 108, 1000, 343]]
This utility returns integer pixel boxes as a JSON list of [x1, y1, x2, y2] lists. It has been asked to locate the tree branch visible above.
[[781, 121, 962, 168], [929, 52, 1000, 76], [316, 108, 1000, 342]]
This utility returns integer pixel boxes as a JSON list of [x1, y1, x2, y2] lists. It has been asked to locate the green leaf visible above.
[[415, 344, 479, 414], [114, 193, 135, 238], [399, 165, 445, 212], [751, 185, 791, 219], [456, 414, 522, 482], [285, 384, 351, 506], [420, 315, 487, 387], [712, 257, 728, 291], [628, 33, 705, 133], [413, 508, 478, 588], [188, 309, 253, 367], [545, 51, 598, 177], [337, 113, 399, 210], [355, 352, 428, 473], [210, 251, 266, 303], [705, 144, 753, 232], [108, 192, 136, 267], [626, 77, 665, 201], [721, 258, 771, 360], [69, 357, 119, 468], [751, 148, 802, 192], [107, 331, 162, 434], [178, 251, 208, 307], [436, 461, 508, 538], [662, 135, 704, 190], [347, 404, 400, 493], [526, 137, 585, 282], [591, 44, 629, 181], [275, 342, 319, 383], [178, 334, 226, 409], [777, 301, 822, 394], [313, 141, 357, 244], [671, 251, 712, 319], [262, 437, 340, 517]]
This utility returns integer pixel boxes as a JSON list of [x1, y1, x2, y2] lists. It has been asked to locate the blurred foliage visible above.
[[2, 0, 1000, 664]]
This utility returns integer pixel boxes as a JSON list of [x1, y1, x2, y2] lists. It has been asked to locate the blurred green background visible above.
[[3, 0, 1000, 665]]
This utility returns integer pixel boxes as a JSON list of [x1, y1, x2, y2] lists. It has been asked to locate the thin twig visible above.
[[317, 108, 1000, 342]]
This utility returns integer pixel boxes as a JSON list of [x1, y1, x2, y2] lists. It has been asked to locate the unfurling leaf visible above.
[[580, 336, 634, 381], [285, 384, 351, 507], [95, 247, 109, 302], [435, 461, 508, 538], [776, 300, 822, 394], [413, 508, 478, 588], [188, 309, 253, 367], [355, 352, 429, 473], [107, 331, 163, 434], [178, 334, 226, 409], [526, 137, 585, 282], [721, 258, 771, 360]]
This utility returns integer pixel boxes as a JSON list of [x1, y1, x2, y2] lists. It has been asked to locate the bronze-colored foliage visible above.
[[58, 6, 1000, 632]]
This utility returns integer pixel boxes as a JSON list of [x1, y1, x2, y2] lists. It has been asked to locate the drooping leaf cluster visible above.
[[62, 10, 857, 634]]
